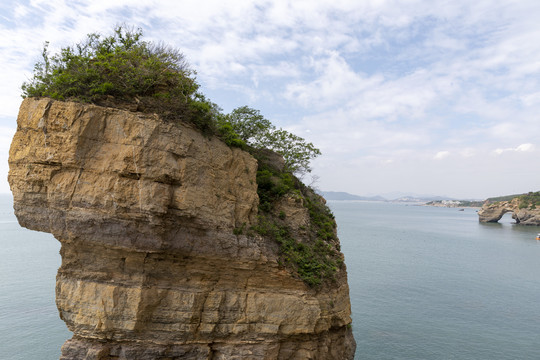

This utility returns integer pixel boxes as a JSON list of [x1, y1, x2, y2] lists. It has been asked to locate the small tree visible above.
[[264, 129, 321, 175], [222, 106, 273, 145], [222, 106, 321, 175]]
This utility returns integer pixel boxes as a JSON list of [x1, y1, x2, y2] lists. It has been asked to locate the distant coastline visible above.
[[425, 199, 483, 208], [322, 191, 540, 213], [321, 191, 386, 202], [321, 190, 479, 205]]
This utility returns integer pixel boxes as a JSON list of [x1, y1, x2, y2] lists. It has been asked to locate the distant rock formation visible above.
[[478, 198, 540, 225], [8, 98, 356, 359]]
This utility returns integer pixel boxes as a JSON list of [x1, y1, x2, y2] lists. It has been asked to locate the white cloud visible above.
[[13, 4, 29, 18], [434, 151, 450, 160], [494, 143, 535, 155], [520, 92, 540, 106], [1, 0, 540, 198], [459, 148, 476, 158], [285, 52, 383, 110], [516, 143, 534, 152]]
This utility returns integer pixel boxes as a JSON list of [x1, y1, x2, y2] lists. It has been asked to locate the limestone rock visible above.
[[9, 98, 356, 359], [478, 198, 540, 225]]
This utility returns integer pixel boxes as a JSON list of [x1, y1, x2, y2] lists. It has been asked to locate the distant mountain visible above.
[[378, 191, 456, 201], [321, 191, 386, 201]]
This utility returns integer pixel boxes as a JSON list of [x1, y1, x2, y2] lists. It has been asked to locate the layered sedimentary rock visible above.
[[9, 98, 356, 359], [478, 198, 540, 225]]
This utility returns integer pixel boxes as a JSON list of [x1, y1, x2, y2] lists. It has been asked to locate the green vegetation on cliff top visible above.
[[22, 26, 340, 287], [486, 194, 524, 203], [22, 26, 320, 176], [517, 192, 540, 209], [484, 191, 540, 210]]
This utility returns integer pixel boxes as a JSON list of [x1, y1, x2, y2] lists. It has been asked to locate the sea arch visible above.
[[478, 202, 519, 223], [495, 209, 520, 224]]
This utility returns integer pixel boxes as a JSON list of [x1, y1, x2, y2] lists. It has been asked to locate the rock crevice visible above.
[[9, 98, 356, 359]]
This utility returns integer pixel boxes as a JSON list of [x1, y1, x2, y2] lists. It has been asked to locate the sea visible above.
[[1, 194, 540, 359]]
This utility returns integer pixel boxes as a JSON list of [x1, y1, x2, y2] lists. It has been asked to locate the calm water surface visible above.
[[0, 195, 69, 360], [329, 200, 540, 360], [1, 195, 540, 359]]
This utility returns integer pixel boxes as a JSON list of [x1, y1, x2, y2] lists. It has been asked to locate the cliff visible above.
[[8, 98, 356, 359], [478, 197, 540, 225]]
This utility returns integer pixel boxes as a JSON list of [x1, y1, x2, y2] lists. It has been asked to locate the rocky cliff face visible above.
[[9, 98, 356, 359], [478, 198, 540, 225]]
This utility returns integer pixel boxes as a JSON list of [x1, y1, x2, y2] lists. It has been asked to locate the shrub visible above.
[[21, 26, 215, 132], [251, 210, 341, 287], [252, 155, 343, 287], [518, 191, 540, 210]]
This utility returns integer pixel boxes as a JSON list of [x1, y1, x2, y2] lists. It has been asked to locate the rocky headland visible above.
[[8, 98, 356, 359], [478, 197, 540, 225]]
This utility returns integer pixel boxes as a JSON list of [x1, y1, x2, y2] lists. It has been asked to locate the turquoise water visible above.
[[329, 200, 540, 360], [0, 195, 70, 360], [1, 196, 540, 359]]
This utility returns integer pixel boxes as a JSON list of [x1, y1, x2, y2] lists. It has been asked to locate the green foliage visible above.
[[252, 156, 343, 287], [256, 164, 297, 212], [23, 26, 194, 100], [22, 26, 321, 163], [21, 26, 216, 131], [220, 106, 273, 145], [222, 106, 321, 175], [305, 194, 338, 244], [251, 210, 341, 287], [217, 122, 247, 148], [187, 93, 223, 134], [233, 223, 246, 235], [263, 128, 321, 175], [518, 191, 540, 209], [486, 193, 524, 203]]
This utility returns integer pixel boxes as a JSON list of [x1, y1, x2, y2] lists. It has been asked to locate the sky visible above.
[[1, 0, 540, 199]]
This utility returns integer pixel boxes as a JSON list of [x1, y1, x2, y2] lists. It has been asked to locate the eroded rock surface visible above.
[[9, 98, 356, 359], [478, 198, 540, 225]]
